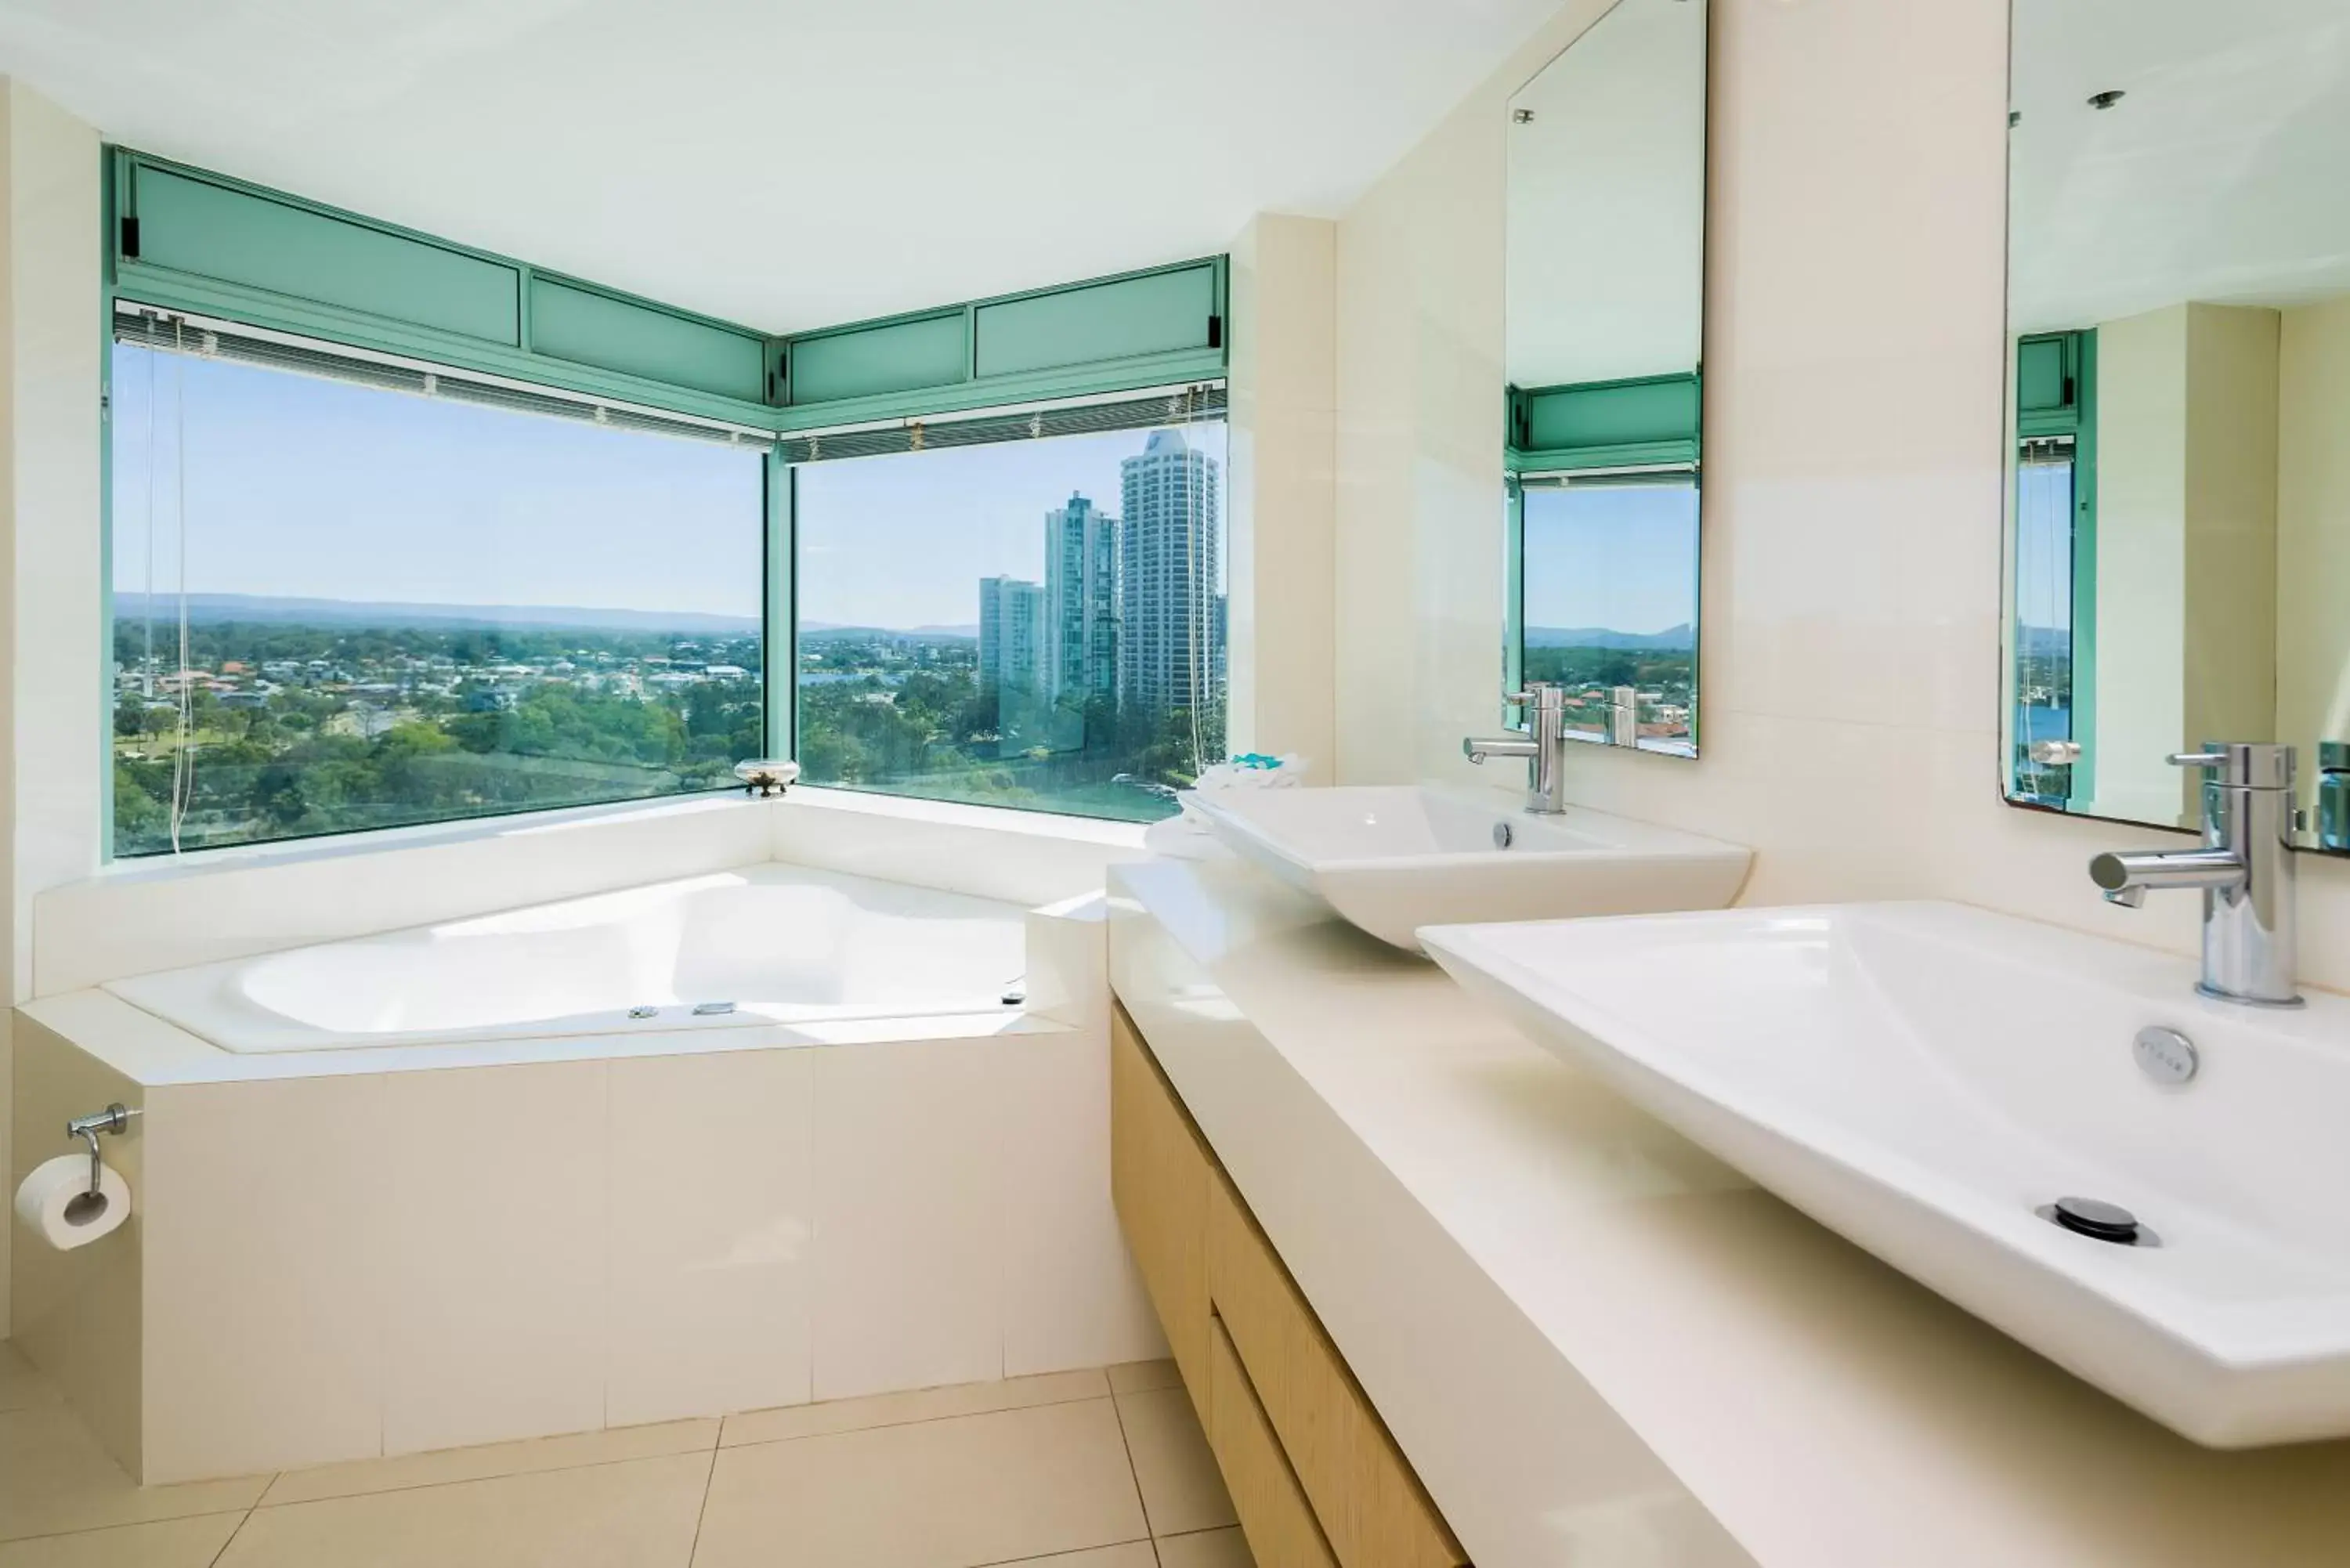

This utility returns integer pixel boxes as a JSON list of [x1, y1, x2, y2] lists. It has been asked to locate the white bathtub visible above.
[[103, 863, 1031, 1053]]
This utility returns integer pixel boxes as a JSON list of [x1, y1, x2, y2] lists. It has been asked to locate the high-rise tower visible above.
[[1117, 430, 1222, 717], [1043, 493, 1117, 706]]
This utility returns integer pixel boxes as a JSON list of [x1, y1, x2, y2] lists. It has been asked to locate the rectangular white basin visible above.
[[1184, 785, 1750, 949], [1421, 901, 2350, 1447]]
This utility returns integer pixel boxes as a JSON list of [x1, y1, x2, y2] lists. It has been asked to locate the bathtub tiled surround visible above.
[[0, 1347, 1253, 1567], [9, 887, 1161, 1483]]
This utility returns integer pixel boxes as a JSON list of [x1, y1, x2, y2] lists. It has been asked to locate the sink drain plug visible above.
[[2039, 1195, 2159, 1247]]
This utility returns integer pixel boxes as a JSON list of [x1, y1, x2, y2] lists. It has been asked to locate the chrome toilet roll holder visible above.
[[62, 1104, 136, 1225]]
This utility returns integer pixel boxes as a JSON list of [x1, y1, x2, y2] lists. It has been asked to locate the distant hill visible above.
[[801, 622, 978, 642], [112, 593, 761, 637], [1525, 623, 1694, 651], [2016, 624, 2071, 662]]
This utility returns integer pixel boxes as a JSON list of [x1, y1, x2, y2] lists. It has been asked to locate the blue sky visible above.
[[111, 345, 764, 618], [795, 424, 1228, 630], [1521, 482, 1698, 633], [112, 344, 1227, 634]]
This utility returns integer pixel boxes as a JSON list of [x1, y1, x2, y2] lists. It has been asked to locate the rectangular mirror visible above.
[[1504, 0, 1708, 757], [2003, 0, 2350, 851]]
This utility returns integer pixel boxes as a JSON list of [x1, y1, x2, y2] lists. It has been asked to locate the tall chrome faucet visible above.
[[1464, 684, 1571, 814], [2088, 743, 2302, 1007]]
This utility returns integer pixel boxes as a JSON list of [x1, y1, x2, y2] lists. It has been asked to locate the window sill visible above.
[[90, 790, 766, 887], [777, 785, 1152, 851]]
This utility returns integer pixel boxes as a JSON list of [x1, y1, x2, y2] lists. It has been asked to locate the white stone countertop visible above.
[[1106, 851, 2350, 1568]]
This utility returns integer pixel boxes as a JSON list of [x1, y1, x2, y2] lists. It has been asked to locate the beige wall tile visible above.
[[721, 1367, 1105, 1448], [221, 1450, 707, 1568], [260, 1417, 715, 1508], [808, 1035, 1006, 1401], [1114, 1386, 1237, 1537], [696, 1397, 1146, 1568], [377, 1061, 607, 1456], [139, 1075, 387, 1481], [0, 1512, 244, 1568], [0, 1405, 266, 1541], [606, 1048, 813, 1426]]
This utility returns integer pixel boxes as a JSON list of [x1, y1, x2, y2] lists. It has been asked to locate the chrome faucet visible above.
[[1464, 684, 1571, 813], [2088, 743, 2301, 1007]]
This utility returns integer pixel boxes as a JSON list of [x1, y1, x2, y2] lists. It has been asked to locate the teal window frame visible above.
[[2010, 328, 2099, 805], [97, 146, 1231, 857], [1502, 370, 1704, 753]]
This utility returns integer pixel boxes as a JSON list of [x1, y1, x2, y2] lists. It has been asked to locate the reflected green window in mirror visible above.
[[2001, 0, 2350, 854], [1502, 0, 1709, 758]]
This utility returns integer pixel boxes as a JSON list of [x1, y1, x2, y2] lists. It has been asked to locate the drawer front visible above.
[[1109, 1003, 1213, 1413], [1209, 1313, 1340, 1568], [1207, 1172, 1466, 1568]]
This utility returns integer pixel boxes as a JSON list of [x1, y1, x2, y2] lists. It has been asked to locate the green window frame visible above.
[[99, 146, 1231, 855], [2010, 328, 2099, 806]]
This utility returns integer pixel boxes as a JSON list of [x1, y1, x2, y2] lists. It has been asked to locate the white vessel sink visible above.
[[1184, 784, 1750, 950], [1420, 901, 2350, 1447]]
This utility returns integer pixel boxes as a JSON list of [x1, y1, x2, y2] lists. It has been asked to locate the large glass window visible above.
[[793, 418, 1227, 822], [2012, 439, 2079, 804], [110, 334, 767, 856], [1518, 473, 1699, 753]]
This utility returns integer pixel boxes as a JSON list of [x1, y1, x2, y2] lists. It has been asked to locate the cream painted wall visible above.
[[2277, 295, 2350, 780], [1330, 0, 2350, 990], [1226, 213, 1338, 774], [0, 79, 105, 1342], [2181, 302, 2280, 773], [2092, 305, 2191, 823]]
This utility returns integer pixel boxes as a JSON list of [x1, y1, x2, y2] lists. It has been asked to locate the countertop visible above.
[[1106, 851, 2350, 1568]]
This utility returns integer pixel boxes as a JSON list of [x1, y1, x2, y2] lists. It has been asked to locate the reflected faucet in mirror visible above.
[[2088, 743, 2301, 1008]]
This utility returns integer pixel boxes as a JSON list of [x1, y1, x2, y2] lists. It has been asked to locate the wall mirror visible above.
[[1503, 0, 1708, 757], [2003, 0, 2350, 851]]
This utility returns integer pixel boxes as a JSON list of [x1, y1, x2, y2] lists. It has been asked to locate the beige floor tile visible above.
[[1114, 1388, 1237, 1537], [1156, 1526, 1255, 1568], [1001, 1547, 1157, 1568], [719, 1367, 1108, 1448], [0, 1512, 245, 1568], [0, 1346, 61, 1414], [0, 1406, 271, 1542], [260, 1417, 718, 1506], [219, 1450, 709, 1568], [694, 1396, 1147, 1568], [1104, 1360, 1182, 1396]]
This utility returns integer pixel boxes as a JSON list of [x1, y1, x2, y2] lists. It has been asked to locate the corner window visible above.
[[790, 412, 1227, 821], [109, 321, 767, 856]]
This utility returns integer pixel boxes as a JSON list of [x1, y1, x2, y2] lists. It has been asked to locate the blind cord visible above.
[[169, 318, 192, 853]]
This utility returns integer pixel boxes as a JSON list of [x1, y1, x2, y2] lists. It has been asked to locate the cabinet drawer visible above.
[[1207, 1172, 1466, 1568], [1109, 1003, 1213, 1415], [1209, 1313, 1340, 1568]]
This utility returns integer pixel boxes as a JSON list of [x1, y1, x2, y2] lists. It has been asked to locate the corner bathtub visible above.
[[103, 863, 1031, 1053]]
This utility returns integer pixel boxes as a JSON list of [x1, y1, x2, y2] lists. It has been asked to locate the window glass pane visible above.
[[794, 421, 1227, 822], [2013, 446, 2076, 802], [110, 344, 765, 856], [1520, 478, 1698, 750]]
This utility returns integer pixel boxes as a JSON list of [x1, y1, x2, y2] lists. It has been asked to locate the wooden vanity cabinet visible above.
[[1110, 1003, 1469, 1568]]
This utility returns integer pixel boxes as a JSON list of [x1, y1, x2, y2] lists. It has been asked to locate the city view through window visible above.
[[110, 344, 766, 856], [1520, 478, 1698, 749], [794, 422, 1227, 822]]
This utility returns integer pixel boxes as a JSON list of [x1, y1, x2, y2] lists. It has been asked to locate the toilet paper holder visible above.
[[63, 1104, 136, 1221]]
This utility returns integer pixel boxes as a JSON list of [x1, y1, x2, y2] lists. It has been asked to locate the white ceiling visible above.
[[1504, 0, 1704, 388], [2008, 0, 2350, 334], [0, 0, 1562, 333]]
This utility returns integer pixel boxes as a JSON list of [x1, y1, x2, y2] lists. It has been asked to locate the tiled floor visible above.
[[0, 1342, 1252, 1568]]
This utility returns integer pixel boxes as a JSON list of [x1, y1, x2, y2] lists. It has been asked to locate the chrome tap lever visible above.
[[2090, 743, 2301, 1006], [1465, 683, 1571, 813]]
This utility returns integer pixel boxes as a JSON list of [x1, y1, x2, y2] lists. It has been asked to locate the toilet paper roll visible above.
[[13, 1153, 131, 1251]]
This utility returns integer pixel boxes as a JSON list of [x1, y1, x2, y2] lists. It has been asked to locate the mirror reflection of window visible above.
[[1520, 475, 1698, 753], [1502, 0, 1708, 757], [2003, 0, 2350, 850]]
